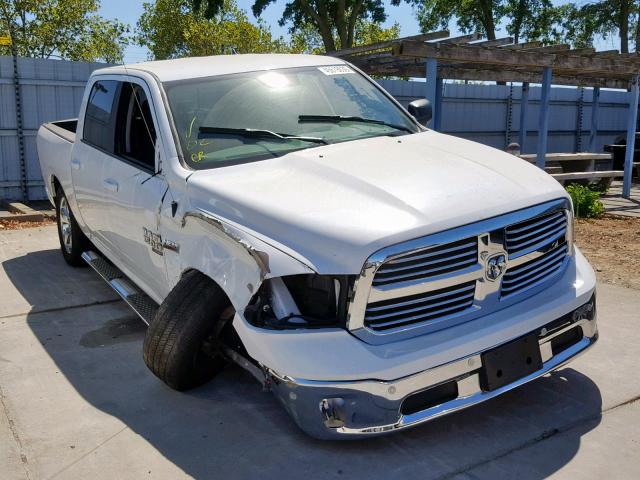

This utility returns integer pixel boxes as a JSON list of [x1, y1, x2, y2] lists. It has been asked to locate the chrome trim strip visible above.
[[384, 240, 477, 265], [505, 210, 564, 235], [367, 299, 475, 329], [373, 254, 478, 284], [376, 249, 477, 275], [507, 226, 566, 259], [366, 283, 475, 312], [506, 215, 565, 242]]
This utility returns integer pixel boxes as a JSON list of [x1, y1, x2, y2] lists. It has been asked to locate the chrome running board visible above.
[[81, 251, 158, 325]]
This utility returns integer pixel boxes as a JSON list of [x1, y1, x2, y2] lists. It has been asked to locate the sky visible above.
[[98, 0, 621, 64]]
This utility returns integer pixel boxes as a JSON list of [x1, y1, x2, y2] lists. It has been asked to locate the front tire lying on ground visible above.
[[143, 270, 231, 391], [55, 186, 90, 267]]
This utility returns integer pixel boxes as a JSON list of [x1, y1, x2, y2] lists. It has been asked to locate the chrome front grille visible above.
[[348, 199, 573, 344], [501, 243, 568, 297], [505, 210, 567, 258], [364, 282, 476, 331], [372, 238, 478, 287]]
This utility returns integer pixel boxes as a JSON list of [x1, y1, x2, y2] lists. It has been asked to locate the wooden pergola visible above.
[[331, 32, 640, 198]]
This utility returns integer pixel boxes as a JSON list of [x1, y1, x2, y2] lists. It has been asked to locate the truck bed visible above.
[[42, 119, 77, 143], [36, 119, 78, 205]]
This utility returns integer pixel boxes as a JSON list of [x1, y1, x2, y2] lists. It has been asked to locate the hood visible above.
[[186, 130, 567, 273]]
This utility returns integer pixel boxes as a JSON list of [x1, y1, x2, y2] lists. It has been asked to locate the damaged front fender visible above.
[[176, 208, 316, 312]]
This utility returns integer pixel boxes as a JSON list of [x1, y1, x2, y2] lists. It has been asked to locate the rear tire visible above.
[[55, 187, 89, 267], [143, 271, 230, 391]]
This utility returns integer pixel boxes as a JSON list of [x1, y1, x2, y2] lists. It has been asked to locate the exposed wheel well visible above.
[[179, 268, 234, 310]]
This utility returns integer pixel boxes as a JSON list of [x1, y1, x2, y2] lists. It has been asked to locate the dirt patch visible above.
[[575, 215, 640, 290], [0, 218, 56, 230]]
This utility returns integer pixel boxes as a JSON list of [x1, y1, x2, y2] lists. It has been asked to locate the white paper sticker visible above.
[[318, 65, 355, 76]]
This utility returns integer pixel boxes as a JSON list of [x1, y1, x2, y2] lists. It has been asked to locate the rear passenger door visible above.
[[102, 79, 169, 301], [72, 79, 119, 244]]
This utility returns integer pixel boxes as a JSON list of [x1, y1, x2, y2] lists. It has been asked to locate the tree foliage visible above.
[[408, 0, 502, 40], [408, 0, 639, 53], [137, 0, 289, 59], [504, 0, 566, 44], [560, 1, 639, 53], [188, 0, 389, 52], [290, 19, 400, 53], [0, 0, 128, 62]]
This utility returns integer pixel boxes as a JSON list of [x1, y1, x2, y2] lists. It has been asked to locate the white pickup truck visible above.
[[37, 54, 597, 439]]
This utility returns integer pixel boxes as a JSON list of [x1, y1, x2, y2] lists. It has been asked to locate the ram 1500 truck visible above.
[[37, 54, 597, 439]]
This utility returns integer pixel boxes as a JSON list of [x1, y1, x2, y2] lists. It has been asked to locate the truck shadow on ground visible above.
[[6, 248, 603, 480]]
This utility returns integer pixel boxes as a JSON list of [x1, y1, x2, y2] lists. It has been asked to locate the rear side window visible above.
[[83, 80, 118, 151], [114, 83, 157, 170]]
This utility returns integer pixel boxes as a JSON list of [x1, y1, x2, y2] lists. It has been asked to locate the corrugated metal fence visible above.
[[0, 57, 632, 201], [378, 79, 629, 153], [0, 56, 105, 200]]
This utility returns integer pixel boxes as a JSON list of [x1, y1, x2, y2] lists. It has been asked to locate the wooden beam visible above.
[[353, 56, 631, 88], [394, 40, 640, 75], [438, 32, 482, 44], [329, 31, 449, 57], [564, 48, 596, 56], [552, 171, 624, 181], [525, 44, 571, 53], [595, 50, 621, 57], [472, 37, 514, 47], [502, 41, 543, 50]]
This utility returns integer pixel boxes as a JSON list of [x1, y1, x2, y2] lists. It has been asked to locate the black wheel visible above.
[[143, 270, 231, 391], [55, 186, 89, 267]]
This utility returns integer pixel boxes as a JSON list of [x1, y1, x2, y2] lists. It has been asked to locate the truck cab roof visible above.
[[93, 54, 349, 83]]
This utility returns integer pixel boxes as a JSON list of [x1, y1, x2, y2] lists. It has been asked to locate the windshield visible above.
[[164, 65, 420, 169]]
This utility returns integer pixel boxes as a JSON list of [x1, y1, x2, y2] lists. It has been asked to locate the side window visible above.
[[114, 83, 157, 170], [83, 80, 119, 151]]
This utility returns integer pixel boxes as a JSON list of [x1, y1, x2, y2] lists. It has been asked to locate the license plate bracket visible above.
[[480, 333, 543, 391]]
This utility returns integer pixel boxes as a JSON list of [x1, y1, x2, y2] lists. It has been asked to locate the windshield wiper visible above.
[[298, 115, 413, 134], [199, 126, 328, 144]]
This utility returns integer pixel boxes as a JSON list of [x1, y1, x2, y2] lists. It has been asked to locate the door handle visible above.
[[71, 159, 81, 170], [103, 179, 119, 193]]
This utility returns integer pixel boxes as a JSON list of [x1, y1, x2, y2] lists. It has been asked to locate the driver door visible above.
[[102, 79, 169, 301]]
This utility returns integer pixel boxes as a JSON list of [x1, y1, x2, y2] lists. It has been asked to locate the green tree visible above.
[[560, 1, 639, 53], [137, 0, 289, 59], [189, 0, 390, 52], [407, 0, 503, 40], [290, 19, 400, 53], [504, 0, 566, 44], [0, 0, 128, 62]]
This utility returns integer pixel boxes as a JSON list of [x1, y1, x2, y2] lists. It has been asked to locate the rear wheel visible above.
[[55, 187, 89, 267], [143, 271, 231, 391]]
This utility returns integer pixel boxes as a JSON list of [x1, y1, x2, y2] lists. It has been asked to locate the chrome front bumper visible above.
[[267, 297, 597, 439]]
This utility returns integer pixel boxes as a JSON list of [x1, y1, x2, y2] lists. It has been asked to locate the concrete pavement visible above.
[[602, 182, 640, 218], [0, 226, 639, 480]]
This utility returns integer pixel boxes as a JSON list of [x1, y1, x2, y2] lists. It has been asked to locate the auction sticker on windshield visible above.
[[318, 65, 355, 75]]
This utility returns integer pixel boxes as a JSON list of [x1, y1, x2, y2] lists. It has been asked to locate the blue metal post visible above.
[[518, 82, 529, 152], [623, 75, 640, 198], [588, 87, 600, 152], [425, 58, 438, 129], [536, 67, 553, 169], [434, 77, 443, 130]]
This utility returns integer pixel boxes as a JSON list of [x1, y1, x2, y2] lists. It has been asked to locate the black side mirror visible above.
[[408, 98, 432, 126]]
